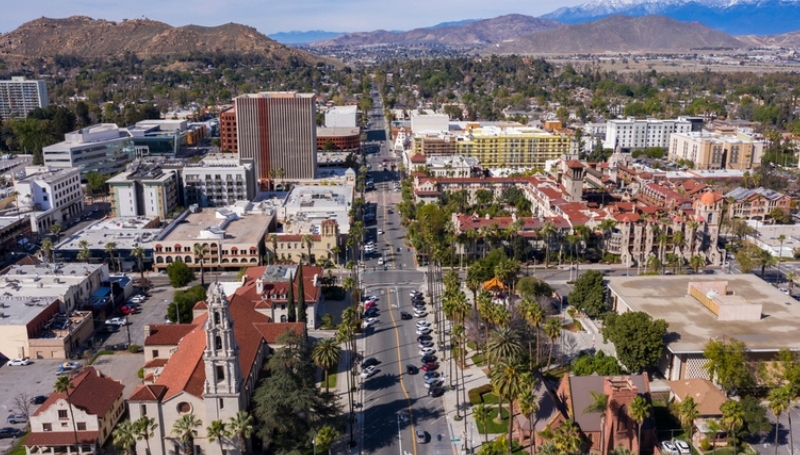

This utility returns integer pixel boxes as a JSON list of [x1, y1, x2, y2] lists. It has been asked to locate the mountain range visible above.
[[0, 16, 325, 65], [542, 0, 800, 35], [268, 30, 345, 45], [309, 14, 560, 47]]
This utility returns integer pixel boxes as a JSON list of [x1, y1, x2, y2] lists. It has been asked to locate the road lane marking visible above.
[[387, 288, 418, 455]]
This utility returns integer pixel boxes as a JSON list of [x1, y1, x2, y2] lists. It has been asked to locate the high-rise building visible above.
[[0, 77, 48, 120], [603, 117, 698, 151], [235, 92, 317, 182], [219, 106, 238, 153]]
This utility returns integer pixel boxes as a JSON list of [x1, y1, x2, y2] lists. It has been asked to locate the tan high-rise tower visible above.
[[235, 91, 317, 184]]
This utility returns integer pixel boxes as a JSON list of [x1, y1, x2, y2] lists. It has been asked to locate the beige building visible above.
[[153, 204, 273, 271], [267, 219, 341, 265], [108, 165, 180, 219], [668, 131, 764, 170], [25, 367, 125, 455]]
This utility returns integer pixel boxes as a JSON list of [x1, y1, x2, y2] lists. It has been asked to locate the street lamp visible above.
[[397, 414, 403, 455]]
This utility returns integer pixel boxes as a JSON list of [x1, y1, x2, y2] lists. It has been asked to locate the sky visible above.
[[1, 0, 584, 35]]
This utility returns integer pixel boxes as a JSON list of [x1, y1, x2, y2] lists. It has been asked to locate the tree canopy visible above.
[[167, 285, 206, 324], [603, 311, 668, 373], [166, 261, 195, 288], [568, 270, 606, 318], [703, 338, 754, 395]]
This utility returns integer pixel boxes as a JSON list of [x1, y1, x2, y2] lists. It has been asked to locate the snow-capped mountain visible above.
[[541, 0, 800, 35]]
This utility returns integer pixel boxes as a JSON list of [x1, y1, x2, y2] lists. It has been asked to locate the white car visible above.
[[416, 327, 433, 335], [6, 358, 30, 366], [661, 441, 678, 455], [105, 317, 127, 326], [424, 378, 445, 389], [410, 291, 422, 297], [378, 229, 384, 235], [360, 365, 378, 378], [419, 347, 436, 356], [364, 317, 378, 327], [378, 258, 384, 265], [416, 320, 431, 328], [414, 310, 428, 318], [674, 440, 691, 455], [367, 295, 378, 302]]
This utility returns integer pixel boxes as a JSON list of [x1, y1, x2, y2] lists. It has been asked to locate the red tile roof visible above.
[[34, 367, 123, 418], [144, 324, 196, 346], [128, 384, 168, 402], [148, 314, 208, 400], [410, 154, 427, 163], [275, 234, 321, 242], [253, 322, 306, 343], [566, 160, 584, 169], [26, 431, 100, 447], [143, 358, 169, 368]]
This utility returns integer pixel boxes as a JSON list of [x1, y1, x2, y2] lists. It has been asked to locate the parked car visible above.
[[58, 362, 80, 372], [5, 415, 26, 424], [416, 327, 432, 335], [419, 347, 436, 356], [364, 301, 377, 310], [378, 229, 384, 235], [428, 387, 445, 397], [0, 427, 22, 438], [424, 378, 445, 389], [423, 371, 440, 380], [400, 312, 412, 320], [415, 429, 427, 444], [410, 290, 422, 298], [30, 395, 48, 405], [416, 320, 431, 328], [674, 440, 691, 455], [105, 317, 127, 326], [417, 335, 432, 342], [360, 365, 378, 378], [363, 317, 378, 327], [419, 340, 434, 348], [364, 308, 379, 317], [119, 306, 136, 315], [6, 358, 30, 367], [414, 310, 428, 318], [421, 355, 437, 364], [361, 358, 379, 369], [661, 441, 679, 455], [406, 365, 419, 375]]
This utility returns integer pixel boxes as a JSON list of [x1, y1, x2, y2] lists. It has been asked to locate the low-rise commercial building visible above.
[[42, 124, 136, 179], [126, 119, 206, 156], [724, 186, 792, 221], [668, 131, 765, 170], [324, 105, 358, 128], [604, 116, 699, 151], [13, 167, 84, 235], [182, 154, 256, 207], [278, 184, 353, 234], [54, 217, 162, 270], [107, 165, 180, 219], [317, 127, 361, 153]]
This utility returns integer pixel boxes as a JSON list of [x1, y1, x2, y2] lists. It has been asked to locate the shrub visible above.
[[137, 368, 144, 379], [468, 384, 493, 405], [700, 438, 712, 451], [128, 344, 141, 353]]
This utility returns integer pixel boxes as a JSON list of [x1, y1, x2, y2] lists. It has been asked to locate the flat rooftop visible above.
[[607, 274, 800, 353], [317, 127, 360, 137], [162, 209, 272, 245], [283, 185, 353, 233], [56, 217, 163, 251], [17, 166, 78, 183]]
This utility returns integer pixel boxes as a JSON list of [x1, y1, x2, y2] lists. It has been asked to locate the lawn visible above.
[[9, 434, 28, 455], [474, 406, 510, 434], [318, 367, 337, 390], [472, 353, 486, 367], [467, 341, 477, 350], [482, 392, 499, 404]]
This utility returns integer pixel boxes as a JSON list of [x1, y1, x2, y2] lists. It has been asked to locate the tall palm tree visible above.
[[134, 416, 158, 455], [706, 419, 721, 454], [105, 242, 118, 273], [78, 240, 91, 263], [302, 234, 315, 264], [113, 420, 138, 455], [206, 420, 230, 455], [473, 404, 492, 443], [552, 420, 583, 455], [491, 362, 526, 451], [521, 298, 545, 368], [628, 395, 651, 455], [583, 392, 609, 455], [312, 337, 342, 394], [171, 413, 201, 455], [39, 237, 54, 263], [788, 271, 798, 296], [687, 220, 700, 255], [50, 223, 63, 242], [720, 400, 745, 454], [54, 376, 79, 448], [518, 387, 540, 455], [678, 397, 699, 444], [192, 244, 205, 286], [226, 411, 254, 455], [543, 318, 562, 369], [541, 221, 557, 267], [690, 255, 705, 274], [268, 234, 279, 263], [486, 327, 522, 367], [768, 385, 792, 455], [754, 248, 777, 279], [598, 218, 616, 259], [131, 247, 146, 284]]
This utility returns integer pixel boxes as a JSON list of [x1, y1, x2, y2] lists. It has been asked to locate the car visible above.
[[378, 229, 384, 235], [108, 343, 131, 351], [410, 290, 422, 298], [413, 302, 426, 310], [105, 317, 127, 326], [363, 317, 378, 327], [6, 358, 30, 366], [416, 327, 432, 335], [30, 395, 48, 405], [364, 301, 376, 310], [377, 258, 384, 265], [419, 340, 434, 348], [5, 415, 26, 424], [417, 335, 433, 342], [119, 306, 136, 315], [674, 440, 691, 455], [415, 429, 427, 444], [361, 358, 379, 369], [414, 310, 428, 318], [0, 427, 22, 438], [416, 320, 431, 328], [661, 441, 679, 455], [425, 378, 445, 389], [366, 295, 378, 302], [425, 375, 444, 385], [423, 371, 440, 380], [419, 347, 436, 356], [400, 312, 412, 320], [406, 365, 419, 375], [428, 386, 445, 397], [58, 362, 80, 371], [421, 355, 438, 364], [364, 308, 379, 318], [360, 365, 378, 378]]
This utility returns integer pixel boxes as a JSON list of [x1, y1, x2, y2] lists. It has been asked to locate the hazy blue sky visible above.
[[1, 0, 583, 34]]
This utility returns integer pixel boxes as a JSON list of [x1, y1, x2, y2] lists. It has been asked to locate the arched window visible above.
[[166, 256, 173, 263], [250, 258, 257, 263], [280, 315, 287, 323], [184, 256, 192, 263], [215, 335, 222, 350], [156, 257, 164, 264], [175, 256, 183, 262], [214, 311, 221, 325]]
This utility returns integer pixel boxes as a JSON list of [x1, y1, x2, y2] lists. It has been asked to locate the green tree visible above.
[[77, 240, 91, 263], [134, 416, 158, 455], [39, 237, 54, 263], [113, 420, 138, 455], [552, 420, 582, 455], [105, 241, 118, 273], [315, 426, 340, 455], [753, 247, 777, 278], [297, 265, 307, 323], [171, 414, 201, 455], [584, 392, 609, 455], [50, 223, 63, 242], [491, 362, 526, 451], [131, 247, 146, 285], [720, 400, 745, 454], [518, 388, 539, 455], [543, 318, 561, 369], [226, 412, 254, 455], [739, 396, 772, 438], [311, 337, 341, 394], [473, 404, 492, 443], [167, 285, 206, 324], [628, 395, 650, 455], [567, 270, 606, 318], [678, 397, 699, 442], [54, 375, 79, 448], [517, 277, 553, 301], [193, 244, 205, 286], [486, 327, 522, 366], [206, 420, 230, 455], [286, 269, 296, 322], [167, 261, 195, 288], [767, 385, 792, 455], [702, 338, 754, 395], [603, 311, 668, 373]]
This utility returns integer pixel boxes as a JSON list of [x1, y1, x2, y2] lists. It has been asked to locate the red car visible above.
[[119, 305, 136, 315], [421, 362, 439, 371], [364, 301, 377, 310]]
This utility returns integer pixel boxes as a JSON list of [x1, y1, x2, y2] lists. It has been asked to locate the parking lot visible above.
[[102, 282, 176, 348]]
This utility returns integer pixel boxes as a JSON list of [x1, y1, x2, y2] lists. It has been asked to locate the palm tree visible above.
[[690, 255, 705, 274], [39, 237, 53, 263], [491, 362, 526, 451], [788, 271, 798, 296], [268, 234, 279, 263], [518, 388, 540, 455], [721, 400, 745, 454], [131, 247, 146, 284], [77, 240, 91, 263], [672, 230, 685, 259], [206, 420, 230, 455], [171, 413, 201, 455], [768, 385, 792, 455], [54, 376, 79, 449], [552, 420, 582, 455], [134, 416, 158, 455], [486, 327, 522, 367], [192, 244, 205, 286], [598, 218, 617, 258], [628, 395, 651, 455], [706, 419, 721, 454], [226, 412, 253, 454], [521, 298, 545, 367], [754, 248, 778, 279], [678, 397, 699, 444], [105, 241, 118, 273], [315, 425, 340, 455], [583, 392, 609, 455], [541, 221, 557, 267], [113, 420, 138, 455], [466, 274, 482, 305], [302, 234, 315, 264], [687, 220, 700, 254], [312, 337, 342, 394], [50, 222, 63, 242], [543, 318, 561, 369], [473, 404, 492, 443]]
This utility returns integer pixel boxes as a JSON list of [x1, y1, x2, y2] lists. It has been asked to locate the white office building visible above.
[[324, 105, 358, 128], [182, 154, 256, 207], [410, 110, 449, 134], [603, 117, 694, 151], [14, 166, 84, 233], [0, 77, 48, 120], [42, 124, 136, 179]]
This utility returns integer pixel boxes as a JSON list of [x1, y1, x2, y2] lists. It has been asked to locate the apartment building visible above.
[[182, 154, 256, 207], [235, 92, 317, 182], [107, 165, 179, 219], [603, 117, 699, 151], [14, 166, 84, 228], [668, 131, 764, 170], [0, 77, 48, 120], [42, 124, 136, 179], [724, 187, 792, 221], [219, 106, 238, 153]]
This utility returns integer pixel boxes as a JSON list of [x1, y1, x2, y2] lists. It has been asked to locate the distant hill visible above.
[[738, 30, 800, 48], [269, 30, 345, 45], [541, 0, 800, 36], [430, 19, 480, 28], [310, 14, 560, 47], [487, 15, 745, 54], [0, 16, 327, 64]]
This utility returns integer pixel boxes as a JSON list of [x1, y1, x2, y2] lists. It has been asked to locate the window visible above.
[[58, 410, 68, 420], [219, 398, 225, 410], [215, 335, 222, 350], [77, 422, 87, 431], [140, 404, 147, 416], [43, 423, 52, 431], [177, 402, 192, 414], [152, 350, 159, 358], [216, 365, 225, 383]]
